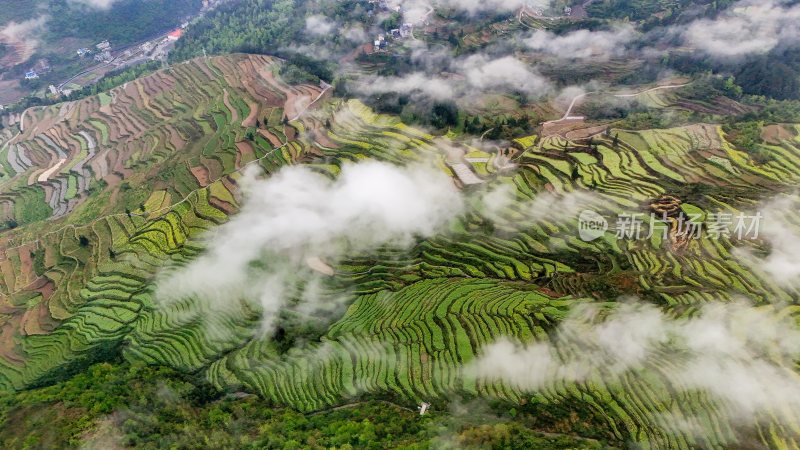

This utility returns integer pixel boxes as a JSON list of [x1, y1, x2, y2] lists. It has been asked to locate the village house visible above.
[[94, 50, 112, 63], [400, 23, 413, 38], [373, 34, 387, 50], [167, 29, 184, 41]]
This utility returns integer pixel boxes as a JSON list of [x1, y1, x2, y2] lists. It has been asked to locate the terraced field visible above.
[[0, 53, 324, 386], [1, 55, 800, 448]]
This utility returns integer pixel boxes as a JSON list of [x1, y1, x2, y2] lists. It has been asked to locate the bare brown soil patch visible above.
[[0, 314, 23, 364], [235, 141, 255, 167], [16, 245, 34, 286], [0, 257, 17, 292], [0, 79, 25, 104], [222, 88, 239, 125], [258, 129, 283, 147], [21, 300, 51, 336], [565, 124, 610, 140], [190, 165, 211, 187], [241, 99, 259, 128], [762, 124, 797, 145], [542, 118, 587, 137]]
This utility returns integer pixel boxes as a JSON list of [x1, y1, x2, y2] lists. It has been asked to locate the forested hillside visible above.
[[47, 0, 201, 46]]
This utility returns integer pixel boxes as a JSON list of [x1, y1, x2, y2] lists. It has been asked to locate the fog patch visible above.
[[525, 25, 636, 60], [458, 54, 552, 97], [306, 14, 336, 36], [680, 0, 800, 60], [735, 194, 800, 290], [478, 183, 600, 231], [354, 54, 552, 102], [342, 25, 368, 43], [356, 72, 457, 101], [0, 16, 48, 64], [68, 0, 118, 9], [469, 300, 800, 431], [430, 0, 550, 16], [156, 161, 464, 335]]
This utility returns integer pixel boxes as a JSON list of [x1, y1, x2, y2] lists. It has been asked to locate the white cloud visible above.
[[305, 14, 335, 36], [478, 183, 599, 229], [681, 0, 800, 59], [432, 0, 549, 15], [470, 300, 800, 430], [68, 0, 118, 9], [355, 54, 552, 102], [458, 55, 552, 97], [525, 25, 636, 60], [342, 25, 368, 43], [157, 161, 464, 333], [356, 72, 457, 101], [0, 16, 48, 64], [735, 195, 800, 290]]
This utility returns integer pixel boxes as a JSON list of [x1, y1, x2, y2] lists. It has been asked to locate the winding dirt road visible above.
[[547, 82, 691, 124]]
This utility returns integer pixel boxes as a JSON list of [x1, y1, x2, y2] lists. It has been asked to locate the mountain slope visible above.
[[1, 54, 800, 448]]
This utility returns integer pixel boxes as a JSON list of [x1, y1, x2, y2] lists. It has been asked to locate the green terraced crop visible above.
[[1, 55, 800, 449]]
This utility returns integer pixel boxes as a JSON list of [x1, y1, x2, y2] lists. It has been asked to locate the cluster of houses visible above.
[[365, 0, 427, 53], [26, 21, 187, 84], [391, 23, 413, 39], [369, 4, 415, 51], [75, 40, 114, 63], [373, 34, 388, 50], [372, 23, 412, 50], [94, 41, 113, 63]]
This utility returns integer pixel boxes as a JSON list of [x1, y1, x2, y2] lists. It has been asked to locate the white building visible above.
[[419, 402, 431, 415]]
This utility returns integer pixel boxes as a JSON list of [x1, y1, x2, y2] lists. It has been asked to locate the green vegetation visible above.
[[68, 62, 162, 102], [3, 0, 800, 441], [13, 189, 52, 226], [170, 0, 305, 62], [4, 67, 799, 446], [0, 0, 43, 24], [47, 0, 201, 47], [0, 361, 607, 449], [0, 0, 201, 110]]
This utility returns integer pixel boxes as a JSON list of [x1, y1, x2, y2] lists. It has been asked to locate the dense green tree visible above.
[[736, 59, 800, 101], [430, 101, 459, 129]]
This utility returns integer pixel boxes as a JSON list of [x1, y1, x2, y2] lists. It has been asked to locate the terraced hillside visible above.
[[0, 53, 325, 386], [127, 104, 800, 448], [1, 55, 800, 448]]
